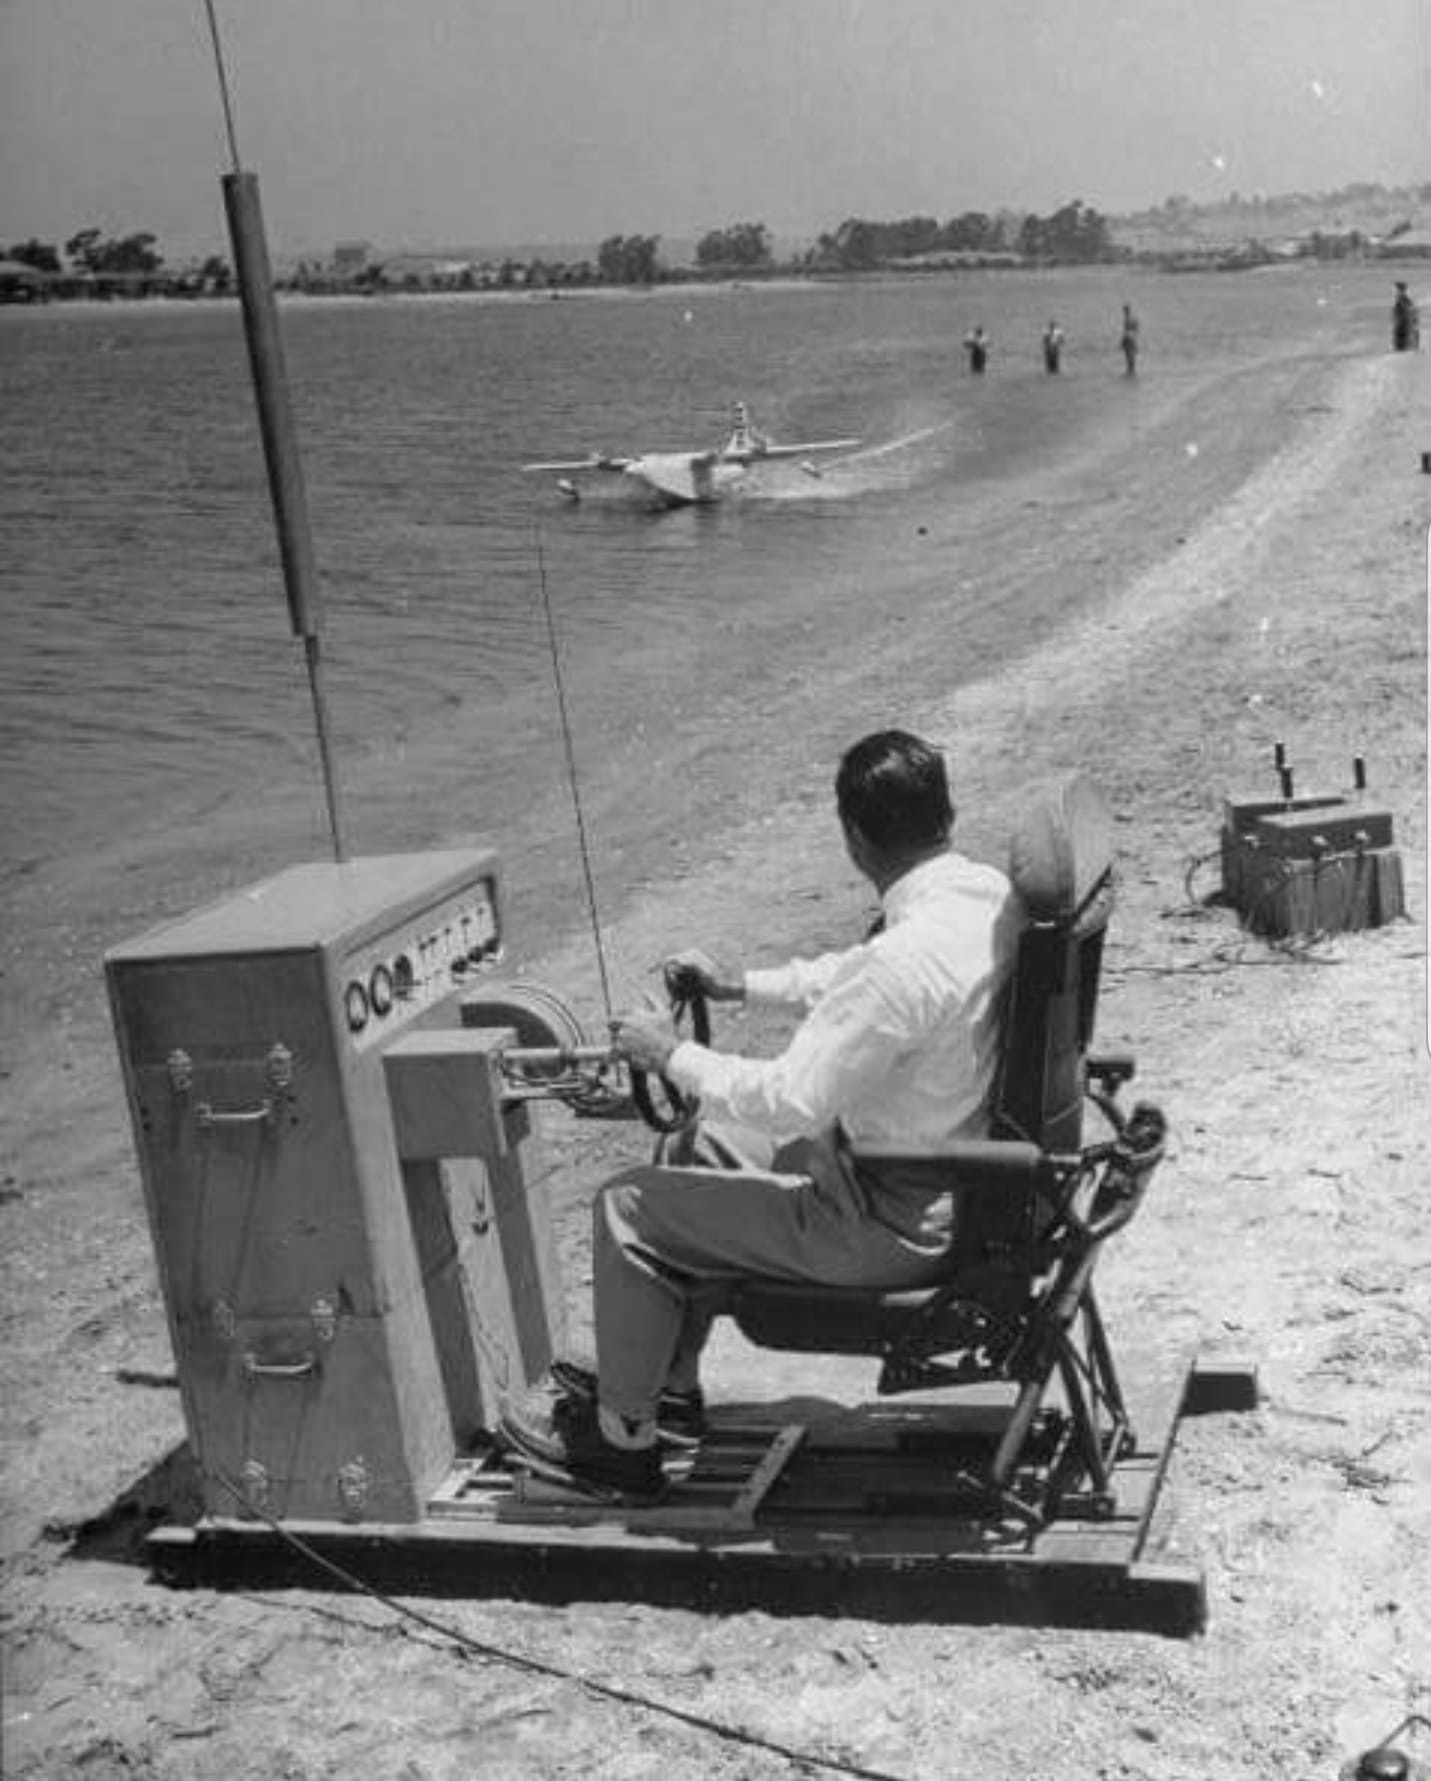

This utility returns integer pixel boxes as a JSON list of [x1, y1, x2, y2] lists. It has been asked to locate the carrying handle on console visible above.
[[242, 1352, 317, 1380], [196, 1101, 275, 1129]]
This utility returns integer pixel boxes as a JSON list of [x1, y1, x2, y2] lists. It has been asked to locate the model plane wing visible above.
[[521, 453, 631, 474], [743, 437, 861, 462]]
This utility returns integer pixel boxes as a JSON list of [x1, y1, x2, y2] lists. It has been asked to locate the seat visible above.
[[722, 773, 1167, 1526]]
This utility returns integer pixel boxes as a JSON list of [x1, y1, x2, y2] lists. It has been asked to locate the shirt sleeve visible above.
[[743, 942, 862, 1011], [668, 950, 921, 1145]]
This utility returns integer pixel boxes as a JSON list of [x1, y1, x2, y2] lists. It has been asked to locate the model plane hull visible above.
[[523, 404, 859, 509], [623, 453, 741, 507]]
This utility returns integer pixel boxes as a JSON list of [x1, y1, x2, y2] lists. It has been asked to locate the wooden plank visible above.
[[471, 1426, 811, 1536], [433, 1386, 1174, 1536], [141, 1339, 1236, 1636], [1105, 1353, 1198, 1559], [1182, 1357, 1260, 1415], [724, 1424, 806, 1524], [145, 1518, 1207, 1634]]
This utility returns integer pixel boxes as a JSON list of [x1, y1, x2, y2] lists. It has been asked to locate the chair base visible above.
[[143, 1354, 1256, 1637]]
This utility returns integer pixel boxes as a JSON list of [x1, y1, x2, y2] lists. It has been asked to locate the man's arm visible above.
[[665, 954, 917, 1145], [667, 943, 864, 1013], [610, 937, 878, 1100], [742, 942, 867, 1011]]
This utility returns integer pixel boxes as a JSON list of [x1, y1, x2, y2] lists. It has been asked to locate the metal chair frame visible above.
[[721, 778, 1166, 1528]]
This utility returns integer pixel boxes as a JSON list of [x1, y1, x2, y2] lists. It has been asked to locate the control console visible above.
[[105, 846, 515, 1524]]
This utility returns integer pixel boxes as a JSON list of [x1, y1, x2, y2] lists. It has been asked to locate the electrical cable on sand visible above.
[[1100, 849, 1396, 979], [215, 1471, 915, 1781]]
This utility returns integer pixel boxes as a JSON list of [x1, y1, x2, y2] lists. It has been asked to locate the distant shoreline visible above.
[[6, 257, 1411, 323], [0, 279, 854, 321]]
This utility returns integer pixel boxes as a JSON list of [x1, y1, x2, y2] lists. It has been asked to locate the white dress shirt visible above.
[[666, 850, 1020, 1156]]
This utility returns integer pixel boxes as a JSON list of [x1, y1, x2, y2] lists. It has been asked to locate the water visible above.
[[0, 263, 1388, 894]]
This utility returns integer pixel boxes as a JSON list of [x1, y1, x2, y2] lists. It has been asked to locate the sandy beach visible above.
[[2, 333, 1428, 1779]]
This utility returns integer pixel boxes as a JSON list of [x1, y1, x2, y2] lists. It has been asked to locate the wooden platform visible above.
[[145, 1354, 1257, 1636]]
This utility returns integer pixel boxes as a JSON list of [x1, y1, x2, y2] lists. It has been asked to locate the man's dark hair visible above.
[[836, 730, 954, 855]]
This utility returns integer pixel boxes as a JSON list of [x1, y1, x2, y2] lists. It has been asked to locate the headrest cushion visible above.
[[1007, 774, 1115, 922]]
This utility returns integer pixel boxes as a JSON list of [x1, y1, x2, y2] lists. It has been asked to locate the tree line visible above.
[[603, 202, 1117, 282], [7, 228, 171, 276], [7, 181, 1419, 301], [3, 229, 232, 294], [811, 201, 1113, 268], [7, 202, 1116, 298]]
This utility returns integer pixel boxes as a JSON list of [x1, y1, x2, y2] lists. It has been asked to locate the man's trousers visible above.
[[591, 1128, 954, 1423]]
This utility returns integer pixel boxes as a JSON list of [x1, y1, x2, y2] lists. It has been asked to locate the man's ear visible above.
[[842, 817, 874, 875]]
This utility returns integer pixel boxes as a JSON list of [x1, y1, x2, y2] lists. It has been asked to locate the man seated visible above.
[[498, 729, 1023, 1502]]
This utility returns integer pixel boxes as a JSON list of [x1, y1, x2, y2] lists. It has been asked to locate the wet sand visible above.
[[2, 339, 1427, 1779]]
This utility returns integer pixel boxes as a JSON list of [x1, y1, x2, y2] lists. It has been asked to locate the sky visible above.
[[2, 0, 1427, 262]]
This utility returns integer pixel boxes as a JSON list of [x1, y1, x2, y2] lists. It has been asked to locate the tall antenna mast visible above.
[[201, 0, 349, 862]]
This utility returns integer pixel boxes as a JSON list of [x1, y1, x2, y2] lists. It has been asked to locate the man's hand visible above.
[[663, 947, 744, 1004], [609, 997, 681, 1076]]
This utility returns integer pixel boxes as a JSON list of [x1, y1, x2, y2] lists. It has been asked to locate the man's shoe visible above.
[[548, 1356, 706, 1450], [497, 1384, 666, 1505]]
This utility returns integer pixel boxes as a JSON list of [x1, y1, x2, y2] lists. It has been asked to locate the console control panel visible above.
[[340, 875, 500, 1047]]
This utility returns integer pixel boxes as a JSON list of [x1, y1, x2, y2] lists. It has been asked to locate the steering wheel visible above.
[[629, 964, 712, 1134]]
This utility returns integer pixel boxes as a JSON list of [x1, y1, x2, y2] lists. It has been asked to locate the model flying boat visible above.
[[521, 402, 860, 508]]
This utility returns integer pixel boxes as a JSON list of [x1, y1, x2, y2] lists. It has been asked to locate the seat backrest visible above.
[[720, 774, 1122, 1359], [990, 774, 1116, 1155]]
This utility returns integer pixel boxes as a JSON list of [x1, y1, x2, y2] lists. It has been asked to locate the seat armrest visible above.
[[859, 1139, 1047, 1188]]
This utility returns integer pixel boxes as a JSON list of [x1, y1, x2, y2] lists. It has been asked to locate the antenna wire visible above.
[[533, 528, 615, 1024]]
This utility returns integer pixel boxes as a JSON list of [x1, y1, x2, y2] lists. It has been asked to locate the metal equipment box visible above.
[[105, 849, 534, 1526], [1250, 804, 1396, 859], [1219, 789, 1343, 911], [1223, 800, 1406, 939], [1237, 842, 1406, 939]]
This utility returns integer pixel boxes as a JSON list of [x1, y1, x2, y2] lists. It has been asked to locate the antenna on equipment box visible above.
[[201, 0, 349, 862]]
